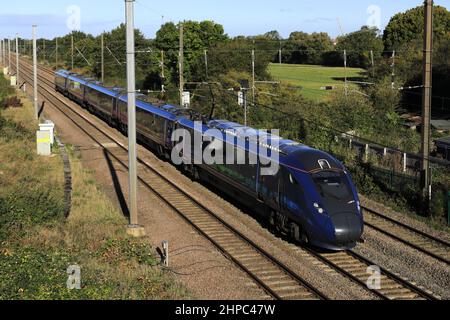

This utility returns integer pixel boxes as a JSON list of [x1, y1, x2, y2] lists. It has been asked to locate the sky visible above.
[[0, 0, 449, 40]]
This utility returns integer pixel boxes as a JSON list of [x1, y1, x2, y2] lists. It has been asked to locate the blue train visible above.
[[55, 70, 364, 250]]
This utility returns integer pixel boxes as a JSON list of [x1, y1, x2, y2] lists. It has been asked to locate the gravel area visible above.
[[353, 227, 449, 299], [356, 195, 449, 299], [360, 195, 450, 242]]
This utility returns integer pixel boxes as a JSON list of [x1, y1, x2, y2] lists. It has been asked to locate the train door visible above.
[[112, 96, 119, 123], [165, 120, 174, 148], [258, 164, 280, 209], [280, 168, 303, 216]]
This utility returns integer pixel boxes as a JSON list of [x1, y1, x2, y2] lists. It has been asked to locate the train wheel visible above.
[[269, 211, 276, 228], [290, 222, 301, 242], [157, 145, 164, 158], [290, 222, 309, 244]]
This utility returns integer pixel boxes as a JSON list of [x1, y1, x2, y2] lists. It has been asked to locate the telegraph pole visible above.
[[370, 50, 375, 78], [55, 37, 58, 67], [160, 50, 165, 92], [421, 0, 433, 209], [279, 41, 282, 64], [252, 49, 255, 106], [8, 38, 11, 71], [0, 40, 3, 66], [15, 34, 19, 86], [179, 22, 184, 107], [391, 50, 396, 89], [71, 34, 74, 70], [33, 25, 38, 120], [344, 49, 348, 97], [101, 33, 105, 83], [204, 49, 208, 80], [125, 0, 144, 237]]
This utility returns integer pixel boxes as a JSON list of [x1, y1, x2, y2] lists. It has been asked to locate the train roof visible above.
[[85, 80, 118, 97], [207, 120, 305, 155], [53, 71, 344, 172], [55, 69, 71, 77], [179, 118, 344, 172], [288, 148, 344, 172], [66, 73, 91, 84]]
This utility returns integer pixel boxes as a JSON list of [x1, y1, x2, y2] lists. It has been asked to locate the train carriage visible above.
[[84, 82, 117, 123], [116, 95, 178, 156], [54, 70, 71, 94], [66, 74, 89, 105], [175, 118, 364, 250]]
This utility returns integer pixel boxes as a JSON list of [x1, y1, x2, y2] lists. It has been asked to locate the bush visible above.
[[0, 114, 34, 142], [1, 96, 23, 109], [0, 184, 65, 242]]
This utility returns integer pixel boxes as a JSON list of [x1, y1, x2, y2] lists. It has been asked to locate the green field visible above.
[[268, 63, 366, 101]]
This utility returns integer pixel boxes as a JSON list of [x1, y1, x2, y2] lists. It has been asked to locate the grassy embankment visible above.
[[268, 63, 366, 102], [0, 75, 188, 299]]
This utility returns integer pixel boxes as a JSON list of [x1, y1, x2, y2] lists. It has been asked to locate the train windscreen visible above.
[[312, 171, 353, 203]]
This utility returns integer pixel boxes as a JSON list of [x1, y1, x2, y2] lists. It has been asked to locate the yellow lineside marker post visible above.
[[36, 131, 51, 156]]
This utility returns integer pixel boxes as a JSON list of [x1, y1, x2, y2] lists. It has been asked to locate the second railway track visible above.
[[362, 206, 450, 265], [299, 246, 437, 300]]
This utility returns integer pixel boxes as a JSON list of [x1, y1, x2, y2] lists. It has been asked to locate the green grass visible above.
[[268, 63, 366, 101]]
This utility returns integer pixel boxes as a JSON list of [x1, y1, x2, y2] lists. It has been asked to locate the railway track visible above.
[[299, 247, 437, 300], [362, 206, 450, 265], [15, 58, 327, 300], [14, 58, 442, 300]]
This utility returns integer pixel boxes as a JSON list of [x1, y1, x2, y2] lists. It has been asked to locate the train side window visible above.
[[282, 168, 303, 197], [259, 165, 279, 200]]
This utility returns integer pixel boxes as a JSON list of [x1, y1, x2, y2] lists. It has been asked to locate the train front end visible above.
[[289, 149, 364, 251], [308, 169, 364, 250]]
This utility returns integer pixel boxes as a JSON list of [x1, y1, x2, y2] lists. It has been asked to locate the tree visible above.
[[283, 32, 310, 64], [90, 24, 152, 87], [282, 31, 334, 65], [153, 21, 228, 86], [306, 32, 334, 65], [50, 31, 96, 71], [383, 5, 450, 51], [206, 38, 272, 81], [263, 30, 282, 40]]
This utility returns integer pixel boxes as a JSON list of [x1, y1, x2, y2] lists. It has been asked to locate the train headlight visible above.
[[313, 203, 325, 215]]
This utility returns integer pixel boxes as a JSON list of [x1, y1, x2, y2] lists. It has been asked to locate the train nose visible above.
[[330, 212, 363, 244]]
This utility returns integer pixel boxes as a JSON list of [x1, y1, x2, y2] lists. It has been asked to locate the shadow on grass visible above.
[[103, 148, 130, 219]]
